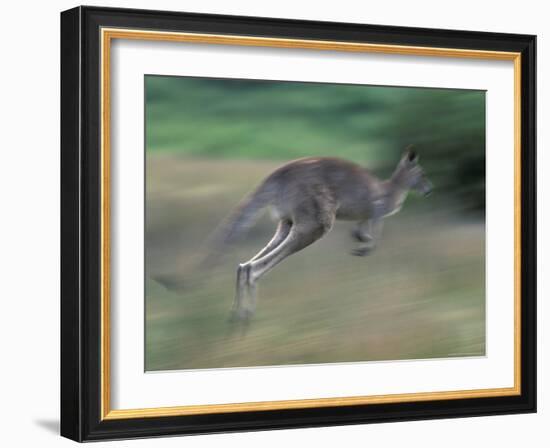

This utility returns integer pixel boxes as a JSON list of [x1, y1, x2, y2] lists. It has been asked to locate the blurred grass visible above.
[[145, 156, 485, 371], [145, 77, 486, 212], [144, 76, 486, 371]]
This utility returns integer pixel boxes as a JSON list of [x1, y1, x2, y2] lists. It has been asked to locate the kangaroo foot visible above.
[[230, 263, 257, 324], [351, 227, 373, 243], [351, 246, 375, 257], [227, 307, 254, 339], [228, 306, 254, 323], [225, 309, 253, 340]]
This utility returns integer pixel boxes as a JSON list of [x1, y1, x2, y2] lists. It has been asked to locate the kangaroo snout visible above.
[[420, 178, 434, 197]]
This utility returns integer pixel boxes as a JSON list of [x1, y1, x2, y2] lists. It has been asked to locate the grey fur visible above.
[[222, 148, 433, 321]]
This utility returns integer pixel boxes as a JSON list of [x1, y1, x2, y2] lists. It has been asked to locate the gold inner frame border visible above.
[[99, 27, 522, 420]]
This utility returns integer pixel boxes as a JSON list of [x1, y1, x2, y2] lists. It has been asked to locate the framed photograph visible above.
[[60, 6, 536, 442]]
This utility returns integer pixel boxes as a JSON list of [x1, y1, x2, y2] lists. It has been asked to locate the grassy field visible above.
[[145, 155, 486, 371]]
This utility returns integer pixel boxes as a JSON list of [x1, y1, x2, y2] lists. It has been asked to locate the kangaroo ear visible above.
[[403, 145, 418, 163]]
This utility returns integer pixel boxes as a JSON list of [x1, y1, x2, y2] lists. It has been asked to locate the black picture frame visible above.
[[61, 5, 536, 442]]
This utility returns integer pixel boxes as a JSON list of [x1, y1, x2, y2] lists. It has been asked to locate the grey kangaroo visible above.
[[215, 147, 433, 321]]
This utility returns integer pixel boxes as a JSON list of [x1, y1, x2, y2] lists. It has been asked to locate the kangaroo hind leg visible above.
[[242, 208, 335, 315], [231, 219, 292, 322], [231, 194, 336, 323], [250, 219, 292, 262], [246, 194, 337, 286], [248, 217, 333, 285]]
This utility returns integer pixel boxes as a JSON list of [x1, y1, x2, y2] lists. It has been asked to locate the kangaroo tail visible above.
[[207, 181, 273, 249], [153, 182, 273, 292]]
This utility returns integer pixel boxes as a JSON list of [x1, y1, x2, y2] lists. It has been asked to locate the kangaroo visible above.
[[214, 147, 433, 322]]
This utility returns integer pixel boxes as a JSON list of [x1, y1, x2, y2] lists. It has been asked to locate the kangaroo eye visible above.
[[407, 151, 417, 162]]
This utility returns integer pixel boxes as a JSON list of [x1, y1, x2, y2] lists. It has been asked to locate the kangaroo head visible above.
[[394, 148, 433, 197]]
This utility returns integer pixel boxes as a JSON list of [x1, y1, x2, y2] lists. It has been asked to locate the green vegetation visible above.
[[146, 75, 486, 211], [144, 76, 486, 371], [145, 158, 485, 371]]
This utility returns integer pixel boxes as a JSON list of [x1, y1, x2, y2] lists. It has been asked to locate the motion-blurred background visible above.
[[145, 75, 486, 371]]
